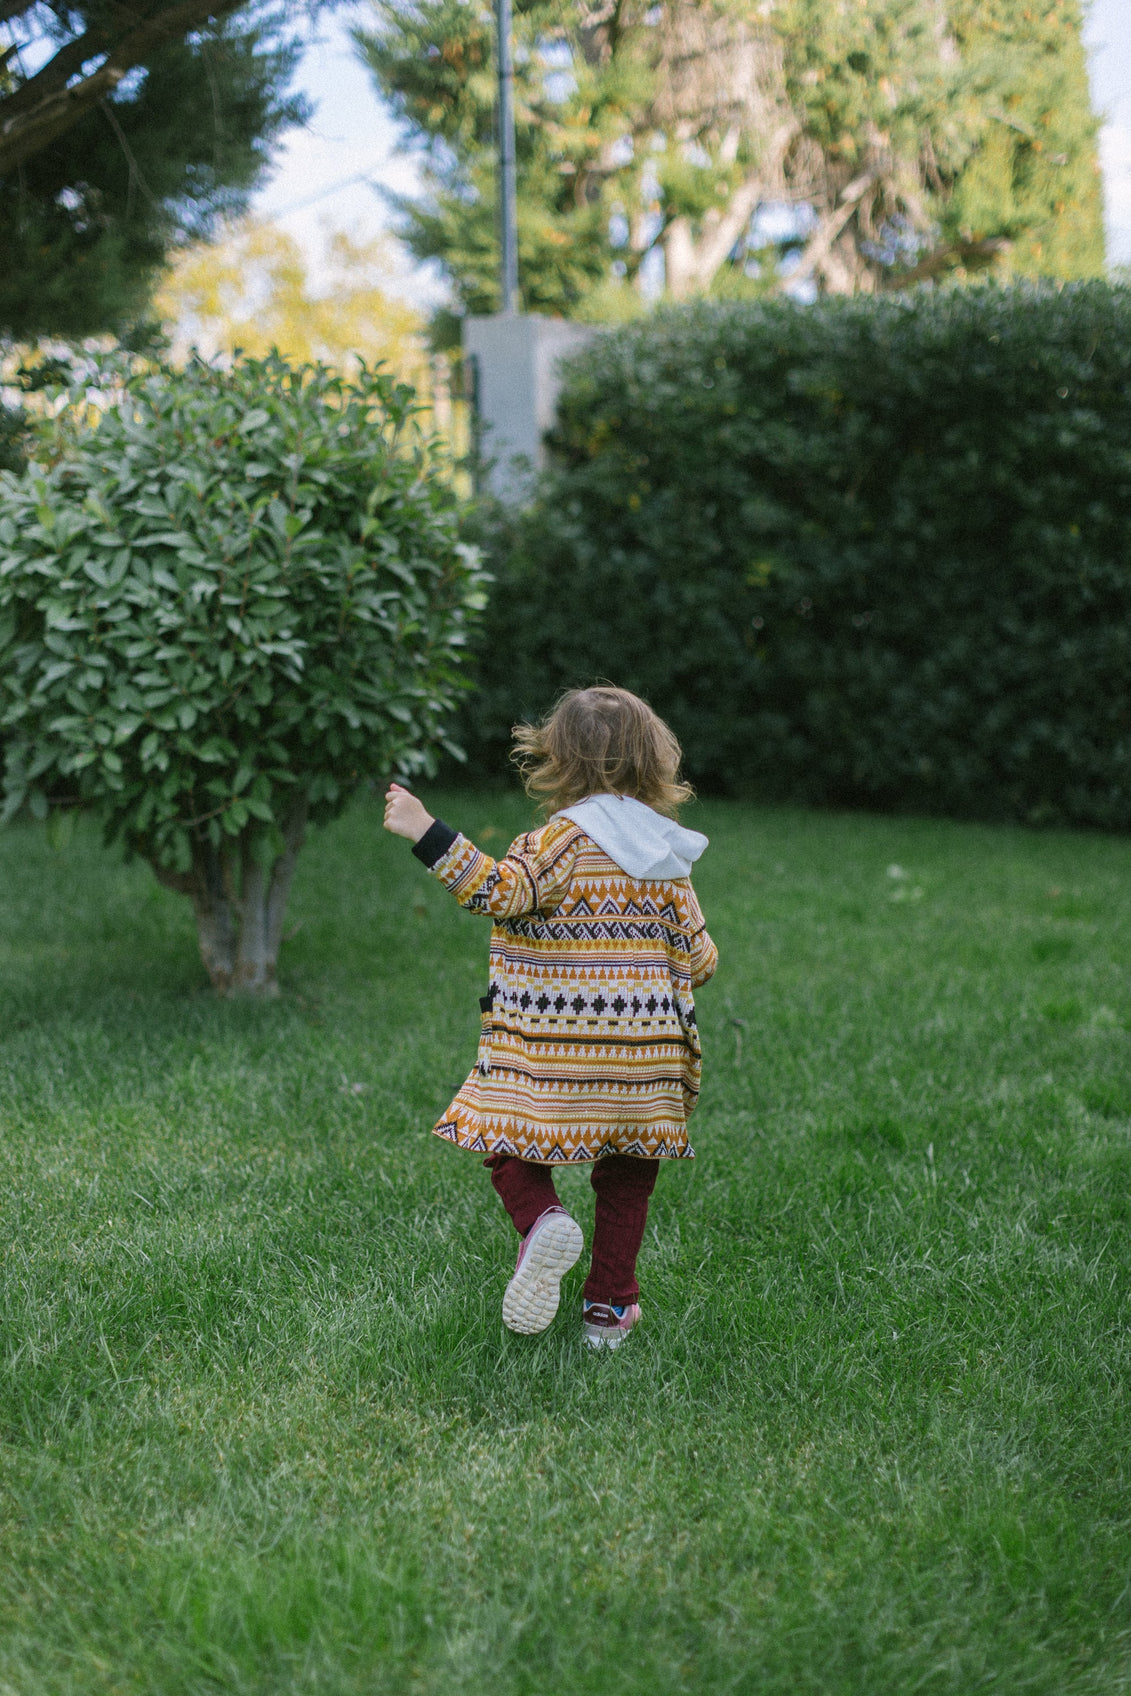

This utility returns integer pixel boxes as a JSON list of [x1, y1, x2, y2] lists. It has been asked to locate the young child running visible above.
[[383, 686, 718, 1348]]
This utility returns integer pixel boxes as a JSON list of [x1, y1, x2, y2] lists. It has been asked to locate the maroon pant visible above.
[[485, 1153, 660, 1305]]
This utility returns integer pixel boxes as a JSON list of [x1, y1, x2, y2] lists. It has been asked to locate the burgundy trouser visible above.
[[485, 1152, 660, 1305]]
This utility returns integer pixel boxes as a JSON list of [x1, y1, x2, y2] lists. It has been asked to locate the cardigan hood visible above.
[[555, 793, 708, 881]]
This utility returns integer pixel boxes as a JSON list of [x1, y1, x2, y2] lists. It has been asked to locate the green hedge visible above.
[[462, 282, 1131, 828]]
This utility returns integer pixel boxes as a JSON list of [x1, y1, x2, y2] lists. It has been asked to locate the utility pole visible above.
[[467, 0, 594, 492], [495, 0, 519, 315]]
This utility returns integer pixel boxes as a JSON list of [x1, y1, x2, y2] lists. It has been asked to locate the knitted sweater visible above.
[[413, 812, 718, 1163]]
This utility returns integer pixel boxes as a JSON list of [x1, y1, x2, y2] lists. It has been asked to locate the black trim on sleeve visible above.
[[412, 818, 459, 867]]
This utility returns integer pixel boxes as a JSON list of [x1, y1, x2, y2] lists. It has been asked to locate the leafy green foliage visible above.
[[941, 0, 1104, 282], [0, 15, 307, 338], [462, 282, 1131, 829], [0, 354, 486, 876], [772, 0, 1104, 288], [358, 0, 1103, 328], [0, 348, 80, 476], [356, 0, 629, 332]]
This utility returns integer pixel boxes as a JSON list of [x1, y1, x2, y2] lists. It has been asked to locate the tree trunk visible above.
[[151, 793, 308, 998], [662, 216, 699, 300]]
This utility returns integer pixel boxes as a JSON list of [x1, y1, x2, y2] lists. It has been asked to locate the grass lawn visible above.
[[0, 788, 1129, 1694]]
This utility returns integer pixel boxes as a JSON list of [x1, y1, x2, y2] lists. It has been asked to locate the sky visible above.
[[254, 0, 1131, 299], [252, 7, 437, 301], [1084, 0, 1131, 271]]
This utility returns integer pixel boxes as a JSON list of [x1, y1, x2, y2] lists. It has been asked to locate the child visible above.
[[383, 686, 717, 1348]]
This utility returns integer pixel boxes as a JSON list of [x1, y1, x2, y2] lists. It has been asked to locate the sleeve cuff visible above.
[[412, 818, 459, 867]]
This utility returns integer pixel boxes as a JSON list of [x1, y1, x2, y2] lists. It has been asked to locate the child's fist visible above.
[[384, 783, 435, 843]]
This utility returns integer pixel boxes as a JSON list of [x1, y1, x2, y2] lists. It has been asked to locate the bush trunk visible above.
[[153, 796, 308, 998]]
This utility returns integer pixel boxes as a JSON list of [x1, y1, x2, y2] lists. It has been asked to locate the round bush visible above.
[[0, 352, 486, 991]]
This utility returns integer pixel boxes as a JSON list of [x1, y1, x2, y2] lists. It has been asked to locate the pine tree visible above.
[[0, 4, 306, 338], [942, 0, 1104, 284], [356, 0, 1104, 323]]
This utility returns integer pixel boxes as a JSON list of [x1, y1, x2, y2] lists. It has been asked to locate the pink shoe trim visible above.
[[582, 1301, 642, 1349]]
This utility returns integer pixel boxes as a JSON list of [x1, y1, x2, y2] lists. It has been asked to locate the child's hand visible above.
[[384, 782, 436, 843]]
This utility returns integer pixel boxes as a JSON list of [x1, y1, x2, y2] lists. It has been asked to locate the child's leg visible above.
[[484, 1153, 563, 1236], [584, 1155, 660, 1305]]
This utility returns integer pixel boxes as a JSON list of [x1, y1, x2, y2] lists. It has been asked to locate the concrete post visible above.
[[464, 314, 601, 500]]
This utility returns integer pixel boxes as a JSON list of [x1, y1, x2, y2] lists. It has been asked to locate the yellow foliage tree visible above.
[[156, 219, 426, 380]]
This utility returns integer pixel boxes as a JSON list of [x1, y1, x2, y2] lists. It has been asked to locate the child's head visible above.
[[512, 686, 693, 818]]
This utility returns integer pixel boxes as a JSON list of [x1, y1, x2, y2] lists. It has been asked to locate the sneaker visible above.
[[582, 1299, 642, 1350], [501, 1207, 584, 1335]]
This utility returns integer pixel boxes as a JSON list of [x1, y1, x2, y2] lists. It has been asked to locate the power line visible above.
[[264, 169, 384, 218]]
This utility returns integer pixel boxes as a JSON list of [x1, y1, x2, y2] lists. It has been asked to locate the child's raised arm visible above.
[[384, 783, 579, 920]]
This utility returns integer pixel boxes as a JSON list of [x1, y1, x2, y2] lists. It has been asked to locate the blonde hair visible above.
[[511, 686, 693, 819]]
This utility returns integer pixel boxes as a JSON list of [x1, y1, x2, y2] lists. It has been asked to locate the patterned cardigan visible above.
[[413, 813, 718, 1164]]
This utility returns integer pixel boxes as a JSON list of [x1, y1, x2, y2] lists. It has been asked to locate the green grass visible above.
[[0, 790, 1129, 1694]]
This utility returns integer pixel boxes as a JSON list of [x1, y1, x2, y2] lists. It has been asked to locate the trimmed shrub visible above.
[[0, 353, 485, 994], [463, 282, 1131, 828]]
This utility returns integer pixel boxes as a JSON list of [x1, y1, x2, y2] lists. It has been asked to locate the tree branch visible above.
[[0, 0, 38, 28], [264, 790, 308, 961], [685, 118, 800, 289], [879, 235, 1010, 290], [0, 0, 247, 177], [0, 26, 112, 121], [788, 170, 878, 291], [150, 858, 198, 897]]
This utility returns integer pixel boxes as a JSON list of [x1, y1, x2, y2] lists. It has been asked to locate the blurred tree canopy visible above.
[[155, 216, 425, 376], [0, 0, 308, 337], [357, 0, 1104, 329]]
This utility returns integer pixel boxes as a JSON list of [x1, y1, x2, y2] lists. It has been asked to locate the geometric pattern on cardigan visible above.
[[423, 814, 718, 1165]]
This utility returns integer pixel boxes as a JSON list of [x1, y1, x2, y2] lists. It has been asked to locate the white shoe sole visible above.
[[583, 1323, 633, 1350], [502, 1213, 584, 1335]]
